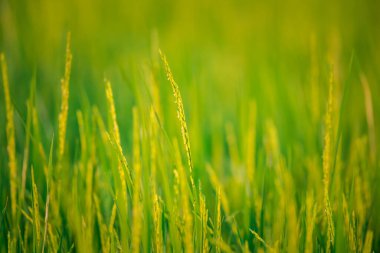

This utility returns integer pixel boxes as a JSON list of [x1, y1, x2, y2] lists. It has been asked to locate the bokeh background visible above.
[[1, 0, 380, 251], [1, 0, 380, 173]]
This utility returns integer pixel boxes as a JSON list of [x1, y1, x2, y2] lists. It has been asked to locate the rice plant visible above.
[[1, 0, 379, 252]]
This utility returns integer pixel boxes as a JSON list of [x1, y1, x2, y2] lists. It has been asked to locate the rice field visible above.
[[1, 0, 380, 252]]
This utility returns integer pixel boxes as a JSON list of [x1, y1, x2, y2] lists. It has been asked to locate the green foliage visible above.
[[1, 0, 380, 252]]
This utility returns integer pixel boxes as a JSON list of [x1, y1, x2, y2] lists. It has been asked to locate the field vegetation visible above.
[[1, 0, 379, 252]]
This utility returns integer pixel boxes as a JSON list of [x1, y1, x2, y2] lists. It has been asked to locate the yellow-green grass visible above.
[[1, 0, 380, 252]]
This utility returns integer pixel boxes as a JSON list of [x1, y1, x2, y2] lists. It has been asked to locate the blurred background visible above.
[[1, 0, 380, 183], [1, 0, 380, 251]]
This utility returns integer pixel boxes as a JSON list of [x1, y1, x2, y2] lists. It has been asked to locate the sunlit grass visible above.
[[1, 0, 379, 252]]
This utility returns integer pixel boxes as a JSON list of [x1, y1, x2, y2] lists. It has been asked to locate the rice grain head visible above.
[[58, 32, 72, 165], [159, 49, 197, 215], [159, 50, 193, 174], [105, 80, 132, 198], [105, 80, 121, 145], [104, 80, 132, 251]]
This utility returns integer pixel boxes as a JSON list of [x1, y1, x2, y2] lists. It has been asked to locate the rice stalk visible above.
[[131, 107, 143, 253], [32, 107, 48, 176], [206, 164, 230, 215], [57, 32, 72, 166], [226, 123, 240, 170], [150, 107, 163, 253], [360, 74, 376, 164], [105, 80, 121, 146], [20, 83, 34, 220], [94, 195, 109, 253], [8, 232, 13, 253], [152, 192, 163, 253], [210, 238, 233, 253], [215, 188, 221, 253], [362, 230, 373, 253], [77, 110, 87, 159], [108, 200, 117, 251], [174, 139, 193, 253], [24, 224, 30, 253], [105, 80, 132, 196], [31, 167, 41, 250], [284, 172, 298, 253], [150, 106, 158, 180], [199, 192, 209, 253], [85, 137, 95, 248], [41, 193, 50, 253], [109, 201, 117, 235], [1, 53, 17, 221], [310, 34, 320, 123], [264, 120, 280, 168], [159, 50, 194, 176], [342, 194, 356, 252], [104, 80, 132, 251], [250, 229, 274, 252], [246, 101, 257, 186], [305, 192, 317, 253], [323, 68, 335, 252], [48, 224, 58, 252]]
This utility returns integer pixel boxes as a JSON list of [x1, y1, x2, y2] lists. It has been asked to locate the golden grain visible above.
[[159, 50, 193, 174], [57, 32, 72, 164], [105, 80, 132, 197]]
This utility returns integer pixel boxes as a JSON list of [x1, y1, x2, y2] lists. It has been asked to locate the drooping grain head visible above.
[[159, 49, 193, 174]]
